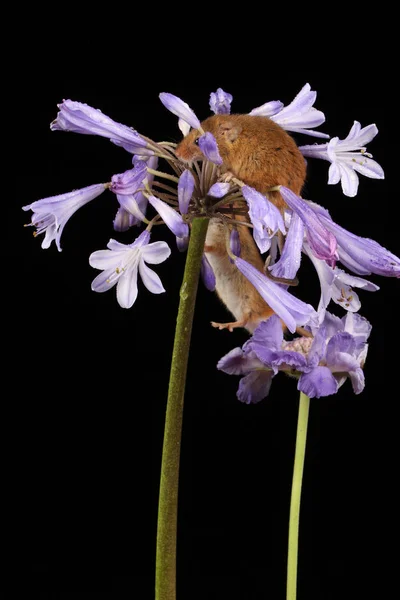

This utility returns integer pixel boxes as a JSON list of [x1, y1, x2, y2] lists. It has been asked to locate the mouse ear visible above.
[[218, 121, 242, 142]]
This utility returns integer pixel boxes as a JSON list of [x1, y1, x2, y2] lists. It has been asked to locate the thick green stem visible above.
[[155, 217, 210, 600], [286, 392, 310, 600]]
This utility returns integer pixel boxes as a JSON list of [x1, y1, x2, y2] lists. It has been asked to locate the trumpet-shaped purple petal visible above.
[[198, 132, 223, 165], [317, 212, 400, 278], [23, 183, 107, 251], [242, 185, 285, 254], [269, 213, 304, 281], [208, 182, 231, 198], [178, 169, 195, 214], [159, 93, 201, 130], [201, 254, 216, 291], [280, 186, 337, 264], [148, 195, 189, 239], [234, 257, 317, 333], [209, 88, 233, 115], [89, 230, 171, 308], [300, 121, 384, 197], [249, 99, 284, 117], [51, 100, 151, 155], [269, 84, 329, 138]]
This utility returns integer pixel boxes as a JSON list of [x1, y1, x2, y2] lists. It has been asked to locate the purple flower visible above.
[[51, 100, 152, 155], [218, 312, 371, 402], [209, 88, 233, 115], [178, 170, 195, 214], [300, 121, 384, 197], [111, 162, 147, 196], [311, 206, 400, 278], [229, 230, 241, 257], [242, 185, 285, 254], [201, 254, 216, 291], [279, 186, 337, 264], [148, 195, 189, 239], [255, 84, 329, 138], [234, 257, 317, 333], [23, 183, 107, 251], [89, 230, 171, 308], [159, 93, 201, 131], [304, 241, 379, 322], [269, 212, 304, 282], [208, 182, 231, 198], [198, 132, 223, 165]]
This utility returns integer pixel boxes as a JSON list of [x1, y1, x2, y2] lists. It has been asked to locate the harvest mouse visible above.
[[175, 114, 307, 334]]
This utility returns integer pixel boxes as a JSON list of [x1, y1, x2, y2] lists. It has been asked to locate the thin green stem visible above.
[[286, 392, 310, 600], [155, 217, 210, 600]]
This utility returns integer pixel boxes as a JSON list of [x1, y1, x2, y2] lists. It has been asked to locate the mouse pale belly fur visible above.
[[204, 219, 274, 333]]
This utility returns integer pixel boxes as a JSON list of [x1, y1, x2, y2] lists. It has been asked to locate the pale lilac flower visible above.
[[209, 88, 233, 115], [113, 206, 138, 232], [201, 254, 216, 291], [159, 93, 201, 130], [111, 162, 147, 196], [198, 132, 223, 165], [300, 121, 384, 197], [51, 100, 152, 155], [261, 84, 329, 138], [242, 186, 285, 254], [208, 182, 231, 198], [148, 195, 189, 239], [23, 183, 107, 251], [249, 100, 284, 118], [279, 186, 337, 264], [234, 257, 317, 333], [217, 346, 274, 404], [178, 170, 195, 214], [309, 205, 400, 278], [304, 242, 379, 322], [89, 230, 171, 308], [269, 212, 304, 282]]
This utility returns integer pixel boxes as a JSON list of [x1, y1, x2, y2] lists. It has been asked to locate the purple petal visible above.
[[217, 348, 264, 375], [249, 100, 284, 117], [201, 254, 216, 291], [269, 213, 304, 281], [245, 315, 284, 364], [178, 170, 195, 214], [111, 162, 147, 195], [237, 370, 274, 404], [138, 260, 166, 294], [208, 182, 231, 198], [113, 206, 137, 232], [209, 88, 233, 115], [148, 195, 189, 238], [176, 235, 189, 252], [348, 368, 365, 394], [298, 367, 338, 398], [307, 326, 328, 368], [159, 93, 201, 130], [342, 312, 372, 345], [116, 265, 139, 309], [198, 132, 223, 165], [229, 230, 241, 258], [235, 257, 317, 333], [141, 240, 171, 264], [117, 194, 147, 223], [326, 332, 356, 364], [280, 186, 337, 263]]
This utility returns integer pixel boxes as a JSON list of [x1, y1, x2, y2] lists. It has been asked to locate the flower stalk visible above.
[[156, 217, 209, 600], [286, 392, 311, 600]]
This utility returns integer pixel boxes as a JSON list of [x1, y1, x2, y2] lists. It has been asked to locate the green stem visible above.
[[286, 392, 310, 600], [155, 217, 210, 600]]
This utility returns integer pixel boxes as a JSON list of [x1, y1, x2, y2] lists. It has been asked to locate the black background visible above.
[[8, 45, 398, 600]]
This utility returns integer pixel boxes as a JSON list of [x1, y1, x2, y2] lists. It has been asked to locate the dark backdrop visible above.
[[8, 66, 398, 600]]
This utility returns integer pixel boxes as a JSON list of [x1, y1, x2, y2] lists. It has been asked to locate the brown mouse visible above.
[[175, 114, 307, 334]]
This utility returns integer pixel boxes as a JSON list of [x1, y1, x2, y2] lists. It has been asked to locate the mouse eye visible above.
[[194, 137, 200, 146]]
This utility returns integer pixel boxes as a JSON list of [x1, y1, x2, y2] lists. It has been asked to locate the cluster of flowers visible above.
[[23, 85, 399, 400]]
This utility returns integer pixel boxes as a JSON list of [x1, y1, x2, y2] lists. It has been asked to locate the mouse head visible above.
[[175, 115, 243, 163]]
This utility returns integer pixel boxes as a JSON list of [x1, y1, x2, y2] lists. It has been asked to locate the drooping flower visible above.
[[198, 132, 223, 165], [89, 230, 171, 308], [51, 100, 152, 155], [309, 202, 400, 278], [148, 195, 189, 239], [242, 185, 285, 254], [23, 183, 107, 251], [269, 212, 304, 282], [201, 254, 216, 291], [178, 170, 195, 214], [251, 84, 329, 138], [209, 88, 233, 115], [279, 186, 337, 265], [234, 257, 317, 333], [299, 121, 384, 197]]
